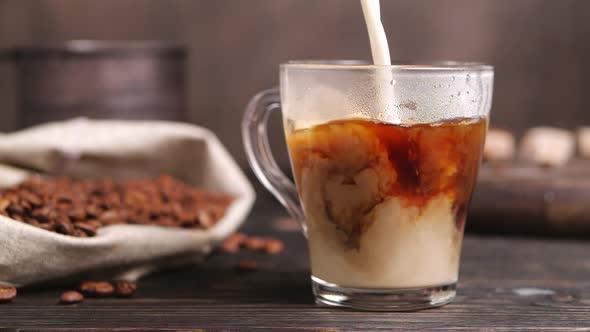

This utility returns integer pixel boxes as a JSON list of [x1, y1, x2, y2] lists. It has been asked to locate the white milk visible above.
[[361, 0, 391, 65], [360, 0, 398, 123], [307, 195, 462, 288]]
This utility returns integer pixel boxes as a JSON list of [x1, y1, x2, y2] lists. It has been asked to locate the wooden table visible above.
[[1, 188, 589, 331]]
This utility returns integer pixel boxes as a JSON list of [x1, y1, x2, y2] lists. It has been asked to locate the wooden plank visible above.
[[470, 160, 590, 237], [0, 193, 588, 330]]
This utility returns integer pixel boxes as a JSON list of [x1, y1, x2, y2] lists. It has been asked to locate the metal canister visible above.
[[2, 40, 186, 128]]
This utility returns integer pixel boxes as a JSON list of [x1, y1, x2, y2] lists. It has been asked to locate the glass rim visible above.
[[281, 60, 493, 72]]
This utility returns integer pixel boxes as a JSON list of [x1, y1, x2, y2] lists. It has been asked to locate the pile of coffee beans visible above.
[[0, 175, 233, 237], [0, 175, 287, 304]]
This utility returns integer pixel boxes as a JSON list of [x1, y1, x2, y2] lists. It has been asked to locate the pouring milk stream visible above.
[[360, 0, 399, 123], [360, 0, 391, 66]]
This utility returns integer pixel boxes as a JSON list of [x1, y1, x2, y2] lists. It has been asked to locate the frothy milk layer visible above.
[[306, 195, 461, 288]]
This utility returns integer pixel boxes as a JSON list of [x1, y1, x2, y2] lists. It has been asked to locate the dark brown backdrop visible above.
[[0, 0, 588, 167]]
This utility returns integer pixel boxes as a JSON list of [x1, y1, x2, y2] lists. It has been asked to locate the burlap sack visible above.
[[0, 119, 255, 287]]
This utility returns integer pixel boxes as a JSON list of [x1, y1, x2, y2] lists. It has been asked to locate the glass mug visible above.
[[243, 61, 494, 311]]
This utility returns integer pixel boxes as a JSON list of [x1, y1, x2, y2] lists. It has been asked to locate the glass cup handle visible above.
[[242, 88, 307, 236]]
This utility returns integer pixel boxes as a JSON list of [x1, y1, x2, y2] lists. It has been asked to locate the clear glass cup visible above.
[[242, 61, 494, 311]]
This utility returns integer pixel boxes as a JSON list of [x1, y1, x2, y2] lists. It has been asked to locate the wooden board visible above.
[[0, 191, 588, 331], [469, 159, 590, 237]]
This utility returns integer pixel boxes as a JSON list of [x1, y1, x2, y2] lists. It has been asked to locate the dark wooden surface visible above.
[[470, 160, 590, 237], [0, 187, 589, 331]]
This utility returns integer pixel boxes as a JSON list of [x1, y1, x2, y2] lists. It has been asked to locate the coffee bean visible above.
[[56, 195, 73, 204], [210, 205, 228, 221], [20, 191, 42, 207], [55, 219, 74, 235], [59, 291, 84, 304], [115, 281, 137, 297], [176, 211, 194, 224], [74, 222, 97, 236], [10, 213, 24, 222], [0, 199, 10, 212], [180, 219, 196, 228], [25, 218, 40, 226], [0, 286, 17, 303], [220, 233, 246, 254], [232, 233, 247, 242], [31, 207, 51, 223], [67, 207, 86, 221], [220, 240, 240, 254], [85, 219, 103, 229], [99, 211, 118, 224], [94, 281, 115, 297], [4, 193, 19, 204], [234, 260, 258, 272], [197, 210, 214, 228], [72, 229, 88, 237], [264, 239, 284, 255], [158, 217, 177, 227], [244, 237, 266, 251], [79, 281, 96, 294], [79, 281, 114, 297], [6, 204, 24, 215], [171, 203, 183, 217], [19, 199, 32, 211], [36, 222, 55, 231], [86, 205, 103, 219]]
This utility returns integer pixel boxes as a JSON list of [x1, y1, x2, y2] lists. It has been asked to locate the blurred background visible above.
[[0, 0, 588, 168]]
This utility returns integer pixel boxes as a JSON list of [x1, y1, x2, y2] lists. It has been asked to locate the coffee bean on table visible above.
[[115, 281, 137, 297], [264, 238, 284, 255], [94, 281, 115, 297], [79, 281, 114, 297], [220, 233, 246, 254], [60, 291, 84, 304], [79, 281, 97, 294], [243, 237, 266, 251], [0, 286, 17, 303], [220, 240, 240, 253]]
